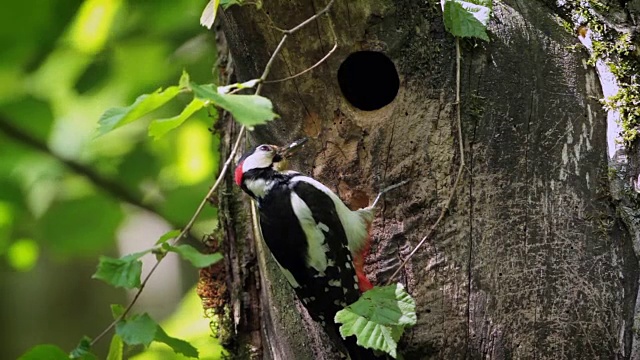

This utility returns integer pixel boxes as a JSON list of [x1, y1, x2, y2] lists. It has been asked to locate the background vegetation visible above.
[[0, 0, 223, 358]]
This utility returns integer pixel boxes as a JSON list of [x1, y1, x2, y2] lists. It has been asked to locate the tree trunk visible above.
[[216, 0, 640, 358]]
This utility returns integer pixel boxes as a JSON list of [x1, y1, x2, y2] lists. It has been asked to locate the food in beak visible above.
[[277, 137, 308, 159]]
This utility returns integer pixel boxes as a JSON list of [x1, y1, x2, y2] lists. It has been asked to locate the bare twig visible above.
[[89, 0, 337, 348], [371, 180, 410, 209], [265, 43, 336, 83], [265, 22, 338, 84], [387, 37, 466, 284], [284, 0, 335, 34]]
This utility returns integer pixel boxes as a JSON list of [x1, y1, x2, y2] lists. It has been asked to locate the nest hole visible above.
[[337, 51, 399, 111]]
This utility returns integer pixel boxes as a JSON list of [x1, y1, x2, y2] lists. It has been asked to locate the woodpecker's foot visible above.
[[371, 180, 409, 208]]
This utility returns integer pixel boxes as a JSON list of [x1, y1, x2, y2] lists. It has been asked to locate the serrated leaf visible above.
[[341, 283, 417, 326], [189, 82, 278, 128], [155, 326, 199, 358], [337, 312, 400, 357], [18, 345, 68, 360], [69, 336, 93, 359], [334, 284, 416, 358], [166, 244, 223, 267], [116, 313, 197, 358], [97, 86, 180, 136], [116, 313, 157, 347], [92, 251, 148, 289], [442, 0, 491, 41], [155, 229, 182, 245], [106, 335, 123, 360], [148, 98, 206, 139], [200, 0, 221, 29]]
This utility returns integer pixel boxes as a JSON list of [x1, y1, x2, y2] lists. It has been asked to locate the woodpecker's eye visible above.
[[258, 145, 271, 152]]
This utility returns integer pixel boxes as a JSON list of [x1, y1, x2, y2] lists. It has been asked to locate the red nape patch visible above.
[[234, 161, 244, 186]]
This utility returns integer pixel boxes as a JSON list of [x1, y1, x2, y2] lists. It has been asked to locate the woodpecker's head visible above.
[[235, 138, 307, 197]]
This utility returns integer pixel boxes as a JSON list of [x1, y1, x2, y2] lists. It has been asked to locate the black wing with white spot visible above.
[[290, 180, 361, 316], [257, 175, 360, 323]]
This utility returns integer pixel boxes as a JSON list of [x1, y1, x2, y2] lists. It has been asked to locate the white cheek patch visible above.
[[290, 192, 330, 275], [242, 151, 273, 172]]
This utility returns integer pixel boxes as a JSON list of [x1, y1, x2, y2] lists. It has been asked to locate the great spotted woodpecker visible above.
[[234, 139, 393, 359]]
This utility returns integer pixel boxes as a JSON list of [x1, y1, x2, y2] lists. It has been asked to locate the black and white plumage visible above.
[[235, 143, 379, 359]]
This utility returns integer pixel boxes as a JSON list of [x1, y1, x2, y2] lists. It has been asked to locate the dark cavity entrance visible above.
[[337, 51, 399, 111]]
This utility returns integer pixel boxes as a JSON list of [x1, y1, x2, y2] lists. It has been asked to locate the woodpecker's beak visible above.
[[277, 137, 308, 160], [272, 138, 307, 172]]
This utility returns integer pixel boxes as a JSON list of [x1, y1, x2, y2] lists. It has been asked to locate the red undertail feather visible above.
[[234, 161, 244, 186], [354, 224, 374, 292]]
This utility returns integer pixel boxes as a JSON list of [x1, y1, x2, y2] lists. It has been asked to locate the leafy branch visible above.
[[17, 1, 341, 359], [19, 0, 492, 358]]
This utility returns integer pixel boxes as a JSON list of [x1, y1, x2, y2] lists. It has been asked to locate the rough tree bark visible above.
[[213, 0, 640, 358]]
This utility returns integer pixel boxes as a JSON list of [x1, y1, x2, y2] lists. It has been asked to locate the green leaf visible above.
[[97, 86, 180, 136], [155, 229, 182, 245], [116, 313, 198, 358], [92, 251, 148, 289], [148, 98, 206, 139], [342, 283, 416, 327], [155, 326, 199, 358], [69, 336, 94, 359], [111, 304, 125, 319], [442, 0, 491, 41], [200, 0, 221, 29], [116, 313, 157, 347], [166, 244, 223, 268], [18, 345, 68, 360], [338, 313, 400, 357], [220, 0, 242, 9], [334, 283, 416, 358], [189, 82, 278, 128], [106, 334, 124, 360]]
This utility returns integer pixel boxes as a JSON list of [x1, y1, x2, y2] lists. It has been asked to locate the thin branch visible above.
[[89, 0, 338, 347], [284, 0, 335, 34], [265, 43, 337, 84], [258, 36, 289, 85], [265, 20, 338, 84], [387, 38, 466, 284]]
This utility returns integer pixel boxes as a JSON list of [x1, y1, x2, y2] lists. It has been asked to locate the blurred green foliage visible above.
[[1, 0, 223, 358], [0, 0, 219, 271]]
